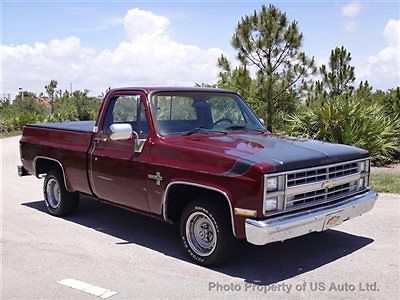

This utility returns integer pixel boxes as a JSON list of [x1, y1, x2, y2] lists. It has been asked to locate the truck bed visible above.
[[20, 121, 95, 195], [28, 121, 96, 133]]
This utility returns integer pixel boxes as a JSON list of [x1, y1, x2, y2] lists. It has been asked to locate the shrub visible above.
[[285, 96, 400, 165], [44, 112, 79, 123], [2, 112, 45, 131]]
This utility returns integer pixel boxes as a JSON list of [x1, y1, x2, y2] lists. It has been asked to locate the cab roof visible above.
[[108, 86, 236, 94]]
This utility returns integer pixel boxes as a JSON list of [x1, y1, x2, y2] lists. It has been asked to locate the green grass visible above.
[[370, 174, 400, 194]]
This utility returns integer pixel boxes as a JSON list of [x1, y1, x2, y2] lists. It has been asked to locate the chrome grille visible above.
[[287, 162, 359, 187], [287, 182, 359, 209], [263, 158, 370, 216]]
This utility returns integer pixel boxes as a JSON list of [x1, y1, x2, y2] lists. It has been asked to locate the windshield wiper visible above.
[[183, 126, 226, 136], [225, 125, 246, 130], [183, 126, 207, 136], [225, 125, 268, 134]]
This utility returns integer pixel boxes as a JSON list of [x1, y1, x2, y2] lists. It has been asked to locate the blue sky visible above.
[[2, 1, 399, 97]]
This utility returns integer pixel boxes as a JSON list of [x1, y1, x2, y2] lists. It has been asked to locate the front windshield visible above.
[[150, 91, 265, 136]]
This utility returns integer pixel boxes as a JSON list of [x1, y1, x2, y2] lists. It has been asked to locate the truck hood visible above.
[[174, 133, 368, 175]]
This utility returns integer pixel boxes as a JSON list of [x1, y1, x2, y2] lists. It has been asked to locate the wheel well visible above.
[[164, 184, 234, 233], [34, 157, 63, 177]]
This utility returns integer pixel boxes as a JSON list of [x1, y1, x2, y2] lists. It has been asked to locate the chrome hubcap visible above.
[[186, 212, 217, 256], [46, 178, 61, 208]]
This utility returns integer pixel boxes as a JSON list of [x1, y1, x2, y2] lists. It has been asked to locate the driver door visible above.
[[89, 92, 151, 211]]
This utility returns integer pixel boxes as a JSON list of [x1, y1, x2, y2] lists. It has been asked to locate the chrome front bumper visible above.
[[245, 190, 378, 245]]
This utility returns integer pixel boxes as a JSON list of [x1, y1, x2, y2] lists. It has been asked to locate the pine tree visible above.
[[320, 46, 355, 96], [355, 81, 373, 100], [218, 4, 316, 131]]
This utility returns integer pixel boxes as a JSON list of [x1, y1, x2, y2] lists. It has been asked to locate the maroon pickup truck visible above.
[[18, 87, 377, 265]]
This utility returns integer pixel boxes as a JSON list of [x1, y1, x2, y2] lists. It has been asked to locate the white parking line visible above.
[[57, 279, 118, 298]]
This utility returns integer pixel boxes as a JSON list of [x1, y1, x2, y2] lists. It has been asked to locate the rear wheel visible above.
[[43, 169, 79, 216], [179, 199, 237, 266]]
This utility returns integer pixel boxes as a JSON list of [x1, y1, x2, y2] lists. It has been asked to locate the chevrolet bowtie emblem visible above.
[[326, 215, 341, 227], [323, 180, 335, 189]]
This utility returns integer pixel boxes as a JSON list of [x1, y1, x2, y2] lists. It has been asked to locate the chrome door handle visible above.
[[94, 137, 107, 143]]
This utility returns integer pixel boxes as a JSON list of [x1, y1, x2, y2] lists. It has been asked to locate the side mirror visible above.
[[109, 123, 146, 153], [109, 123, 132, 141], [259, 118, 265, 125]]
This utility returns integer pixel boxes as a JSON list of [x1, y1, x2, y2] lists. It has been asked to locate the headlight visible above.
[[266, 177, 278, 191], [264, 175, 285, 214], [359, 160, 370, 173], [265, 198, 278, 212], [357, 159, 370, 190], [358, 176, 370, 189]]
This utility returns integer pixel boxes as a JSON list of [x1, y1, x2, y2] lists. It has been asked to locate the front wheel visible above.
[[179, 200, 237, 266], [43, 169, 79, 216]]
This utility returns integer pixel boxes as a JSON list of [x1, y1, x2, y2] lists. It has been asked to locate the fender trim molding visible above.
[[162, 181, 237, 237], [33, 156, 71, 192]]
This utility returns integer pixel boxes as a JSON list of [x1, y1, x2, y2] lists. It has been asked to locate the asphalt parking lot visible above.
[[1, 135, 399, 299]]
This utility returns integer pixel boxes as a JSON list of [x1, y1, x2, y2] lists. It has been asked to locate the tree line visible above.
[[0, 80, 102, 131]]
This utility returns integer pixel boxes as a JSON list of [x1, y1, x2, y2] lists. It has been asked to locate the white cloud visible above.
[[383, 19, 400, 46], [341, 2, 364, 18], [358, 19, 400, 89], [1, 8, 223, 98], [124, 8, 170, 40], [341, 2, 365, 36]]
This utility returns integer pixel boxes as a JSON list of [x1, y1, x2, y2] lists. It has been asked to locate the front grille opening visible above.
[[293, 188, 325, 206], [329, 163, 358, 179], [294, 188, 325, 200]]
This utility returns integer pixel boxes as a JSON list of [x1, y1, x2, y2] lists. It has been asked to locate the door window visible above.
[[103, 95, 149, 136]]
